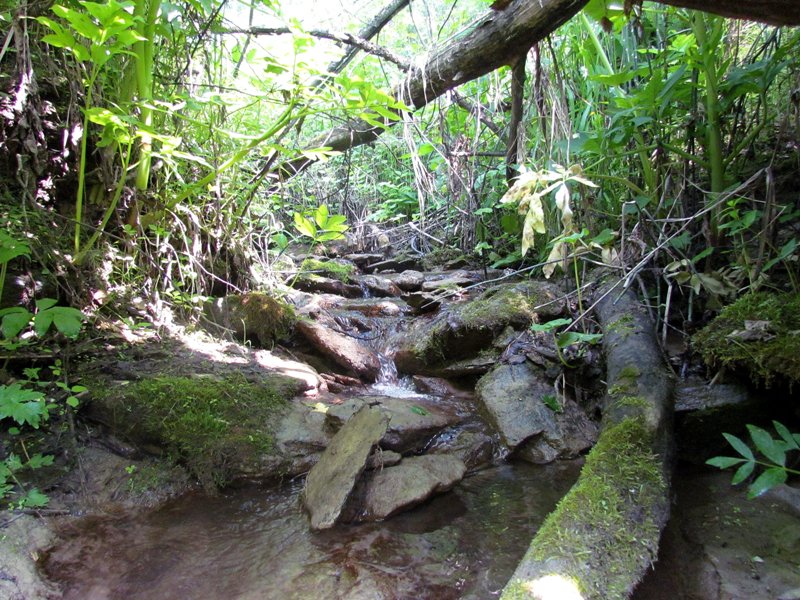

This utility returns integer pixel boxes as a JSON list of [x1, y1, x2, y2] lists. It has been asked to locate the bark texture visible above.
[[502, 280, 674, 600], [656, 0, 800, 26], [276, 0, 587, 178]]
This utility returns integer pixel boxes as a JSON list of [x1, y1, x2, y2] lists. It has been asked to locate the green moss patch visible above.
[[509, 416, 666, 599], [300, 258, 355, 282], [93, 374, 289, 489], [693, 292, 800, 387], [412, 281, 559, 363], [238, 292, 297, 344]]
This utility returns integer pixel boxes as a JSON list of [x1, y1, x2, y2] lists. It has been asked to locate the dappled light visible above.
[[1, 0, 799, 598]]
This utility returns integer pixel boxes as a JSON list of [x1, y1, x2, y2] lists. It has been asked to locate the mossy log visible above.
[[502, 281, 674, 600]]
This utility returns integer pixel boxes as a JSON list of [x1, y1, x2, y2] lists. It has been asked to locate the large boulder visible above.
[[295, 320, 382, 381], [326, 395, 462, 454], [392, 280, 565, 375], [303, 406, 389, 530], [346, 454, 467, 521], [476, 361, 597, 463], [203, 292, 296, 347]]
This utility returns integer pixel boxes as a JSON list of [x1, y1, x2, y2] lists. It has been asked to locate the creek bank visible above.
[[634, 468, 800, 600]]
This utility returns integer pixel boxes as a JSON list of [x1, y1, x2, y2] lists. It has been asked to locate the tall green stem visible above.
[[691, 13, 725, 242], [74, 71, 98, 255], [133, 0, 161, 193]]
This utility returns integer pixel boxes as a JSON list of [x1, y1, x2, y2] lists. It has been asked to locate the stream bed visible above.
[[43, 460, 582, 599]]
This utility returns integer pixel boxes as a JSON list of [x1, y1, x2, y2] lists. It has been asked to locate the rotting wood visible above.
[[501, 278, 674, 600]]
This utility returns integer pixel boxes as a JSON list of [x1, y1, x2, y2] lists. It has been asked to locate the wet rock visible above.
[[293, 274, 364, 298], [392, 280, 566, 374], [420, 270, 479, 292], [674, 378, 765, 462], [343, 253, 384, 270], [273, 401, 330, 474], [295, 320, 382, 381], [326, 396, 462, 454], [402, 291, 441, 314], [366, 449, 403, 470], [0, 515, 60, 600], [476, 361, 597, 463], [412, 375, 473, 398], [365, 255, 422, 273], [339, 297, 409, 317], [427, 428, 497, 471], [303, 406, 389, 530], [349, 454, 467, 521], [387, 270, 425, 291], [434, 354, 499, 378], [355, 274, 403, 297]]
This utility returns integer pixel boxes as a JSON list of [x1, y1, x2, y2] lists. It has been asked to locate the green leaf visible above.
[[530, 318, 572, 333], [410, 405, 429, 416], [26, 454, 54, 469], [557, 331, 603, 348], [51, 307, 84, 338], [0, 383, 47, 428], [314, 204, 329, 228], [33, 311, 55, 337], [706, 456, 746, 469], [773, 421, 799, 451], [315, 231, 346, 242], [36, 298, 58, 311], [21, 488, 49, 508], [293, 213, 316, 239], [747, 467, 787, 499], [747, 424, 785, 466], [723, 432, 754, 460], [0, 231, 31, 264], [1, 307, 33, 339], [66, 396, 80, 408], [730, 460, 755, 485]]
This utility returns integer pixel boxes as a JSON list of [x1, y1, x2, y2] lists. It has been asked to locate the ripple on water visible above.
[[43, 461, 581, 600]]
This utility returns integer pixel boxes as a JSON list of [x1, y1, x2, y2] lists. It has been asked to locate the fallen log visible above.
[[502, 279, 674, 600]]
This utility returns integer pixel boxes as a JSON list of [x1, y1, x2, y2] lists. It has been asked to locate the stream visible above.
[[43, 460, 581, 599]]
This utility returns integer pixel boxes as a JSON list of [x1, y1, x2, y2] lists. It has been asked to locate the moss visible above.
[[509, 416, 666, 599], [693, 292, 800, 386], [237, 292, 296, 345], [300, 258, 355, 282], [420, 246, 465, 270], [412, 282, 549, 363], [94, 373, 289, 489]]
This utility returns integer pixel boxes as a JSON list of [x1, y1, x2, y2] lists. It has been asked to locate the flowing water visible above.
[[44, 461, 581, 599]]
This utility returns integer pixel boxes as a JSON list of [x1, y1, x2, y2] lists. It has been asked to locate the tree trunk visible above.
[[506, 54, 527, 185], [502, 279, 674, 600], [275, 0, 587, 179], [655, 0, 800, 26]]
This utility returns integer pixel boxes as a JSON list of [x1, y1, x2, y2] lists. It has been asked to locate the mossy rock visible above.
[[204, 292, 296, 347], [403, 280, 565, 367], [299, 258, 356, 282], [693, 292, 800, 387], [90, 374, 290, 489]]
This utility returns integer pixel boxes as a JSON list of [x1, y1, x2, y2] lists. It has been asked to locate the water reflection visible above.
[[44, 461, 580, 600]]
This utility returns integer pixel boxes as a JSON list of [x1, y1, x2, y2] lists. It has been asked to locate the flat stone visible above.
[[355, 274, 403, 297], [387, 270, 425, 291], [293, 275, 364, 298], [421, 271, 478, 291], [427, 428, 497, 471], [303, 406, 389, 530], [326, 396, 462, 453], [296, 320, 382, 381], [476, 361, 597, 462], [366, 449, 402, 470], [351, 454, 467, 521]]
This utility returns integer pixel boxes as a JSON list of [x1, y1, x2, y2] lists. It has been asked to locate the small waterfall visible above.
[[370, 346, 424, 398]]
